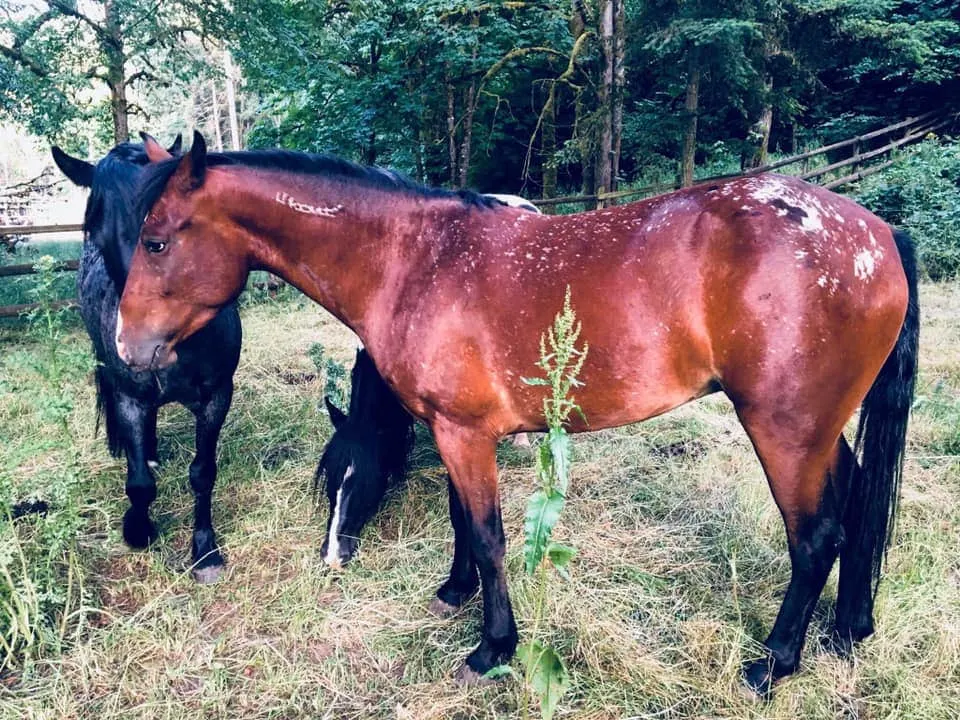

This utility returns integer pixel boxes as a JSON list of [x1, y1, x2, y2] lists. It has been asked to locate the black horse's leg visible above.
[[187, 381, 233, 583], [144, 405, 159, 468], [738, 410, 848, 696], [430, 476, 479, 616], [117, 393, 159, 548], [432, 421, 517, 684], [832, 436, 876, 654]]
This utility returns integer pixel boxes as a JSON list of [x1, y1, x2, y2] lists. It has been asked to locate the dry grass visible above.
[[1, 284, 959, 719]]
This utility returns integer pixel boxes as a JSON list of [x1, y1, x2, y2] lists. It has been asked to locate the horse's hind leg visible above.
[[117, 393, 159, 548], [736, 405, 851, 696], [832, 436, 875, 654], [430, 476, 479, 617], [187, 381, 233, 583]]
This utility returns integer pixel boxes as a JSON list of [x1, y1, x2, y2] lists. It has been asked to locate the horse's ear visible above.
[[51, 146, 94, 188], [167, 133, 183, 155], [172, 131, 208, 191], [325, 396, 348, 430], [140, 132, 173, 163]]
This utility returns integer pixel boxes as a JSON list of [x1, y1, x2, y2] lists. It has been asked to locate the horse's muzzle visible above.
[[115, 308, 178, 370]]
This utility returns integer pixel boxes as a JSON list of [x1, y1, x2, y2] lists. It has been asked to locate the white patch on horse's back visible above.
[[747, 176, 791, 203], [324, 463, 355, 567], [854, 249, 877, 280], [797, 202, 823, 232]]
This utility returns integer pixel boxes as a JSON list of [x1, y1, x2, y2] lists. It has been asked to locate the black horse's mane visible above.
[[137, 148, 500, 220], [85, 143, 149, 237]]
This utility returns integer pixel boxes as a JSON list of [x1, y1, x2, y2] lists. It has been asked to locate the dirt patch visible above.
[[650, 439, 707, 461], [275, 368, 317, 385], [201, 600, 241, 636]]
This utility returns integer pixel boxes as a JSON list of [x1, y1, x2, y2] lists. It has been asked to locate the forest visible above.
[[3, 1, 959, 199]]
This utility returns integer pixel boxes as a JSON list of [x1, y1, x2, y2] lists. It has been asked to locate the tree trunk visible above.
[[210, 82, 224, 151], [458, 78, 476, 188], [681, 51, 700, 187], [223, 50, 241, 150], [611, 0, 625, 195], [541, 84, 558, 202], [446, 69, 458, 187], [104, 1, 128, 143], [595, 0, 615, 204]]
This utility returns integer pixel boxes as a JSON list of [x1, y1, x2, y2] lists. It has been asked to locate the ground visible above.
[[1, 283, 959, 719]]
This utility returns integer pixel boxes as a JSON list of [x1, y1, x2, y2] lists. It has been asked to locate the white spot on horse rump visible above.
[[747, 176, 791, 202], [797, 202, 823, 232], [853, 249, 877, 280], [817, 275, 828, 287], [324, 463, 355, 567], [795, 250, 809, 260]]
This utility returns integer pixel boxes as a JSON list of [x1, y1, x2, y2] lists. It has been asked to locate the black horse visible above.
[[316, 349, 415, 568], [52, 138, 242, 582]]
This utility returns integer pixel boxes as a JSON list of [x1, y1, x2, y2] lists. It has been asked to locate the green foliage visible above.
[[855, 137, 960, 279], [307, 342, 349, 410], [0, 1, 216, 145], [516, 642, 570, 720], [515, 287, 588, 720], [1, 257, 94, 672]]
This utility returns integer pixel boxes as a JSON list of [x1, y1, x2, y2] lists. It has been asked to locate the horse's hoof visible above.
[[192, 564, 224, 584], [428, 597, 460, 618], [454, 663, 495, 687], [742, 660, 777, 699], [122, 512, 157, 549]]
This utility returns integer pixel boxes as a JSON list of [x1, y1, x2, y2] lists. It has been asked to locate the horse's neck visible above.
[[225, 171, 421, 338]]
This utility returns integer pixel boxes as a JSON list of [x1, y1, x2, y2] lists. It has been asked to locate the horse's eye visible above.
[[144, 239, 167, 254]]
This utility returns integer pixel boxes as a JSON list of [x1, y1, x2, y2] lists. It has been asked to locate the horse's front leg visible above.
[[431, 420, 517, 683], [116, 392, 159, 548], [187, 381, 233, 583]]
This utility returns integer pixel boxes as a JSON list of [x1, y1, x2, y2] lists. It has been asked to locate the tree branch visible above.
[[0, 42, 50, 77], [46, 0, 111, 44]]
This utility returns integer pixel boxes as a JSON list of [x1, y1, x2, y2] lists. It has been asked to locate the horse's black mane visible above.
[[137, 148, 500, 220], [84, 143, 154, 290]]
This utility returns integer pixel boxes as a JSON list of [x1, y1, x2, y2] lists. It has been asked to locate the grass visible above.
[[1, 284, 959, 719]]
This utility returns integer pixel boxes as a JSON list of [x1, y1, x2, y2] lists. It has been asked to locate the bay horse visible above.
[[51, 138, 242, 583], [316, 348, 415, 568], [318, 196, 542, 566], [117, 132, 917, 695]]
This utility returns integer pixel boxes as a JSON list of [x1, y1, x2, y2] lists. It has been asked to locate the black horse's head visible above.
[[51, 135, 182, 291], [315, 350, 414, 568]]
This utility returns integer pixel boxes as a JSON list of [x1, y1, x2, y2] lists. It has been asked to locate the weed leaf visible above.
[[524, 489, 565, 574], [517, 641, 569, 720]]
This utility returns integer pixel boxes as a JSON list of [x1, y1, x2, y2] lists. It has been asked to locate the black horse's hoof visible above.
[[192, 563, 224, 584], [828, 618, 874, 658], [742, 655, 795, 698], [192, 546, 225, 584], [122, 509, 157, 549], [435, 580, 479, 611], [428, 597, 461, 618], [454, 663, 497, 686]]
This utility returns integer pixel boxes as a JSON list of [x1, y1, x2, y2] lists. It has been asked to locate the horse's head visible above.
[[116, 131, 248, 370], [316, 396, 392, 568], [316, 349, 415, 568], [51, 135, 182, 291]]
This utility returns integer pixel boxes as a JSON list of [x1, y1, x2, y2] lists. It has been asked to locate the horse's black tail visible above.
[[851, 228, 919, 598], [95, 366, 123, 458]]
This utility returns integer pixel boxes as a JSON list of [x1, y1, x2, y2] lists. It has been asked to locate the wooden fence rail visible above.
[[1, 111, 953, 318]]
